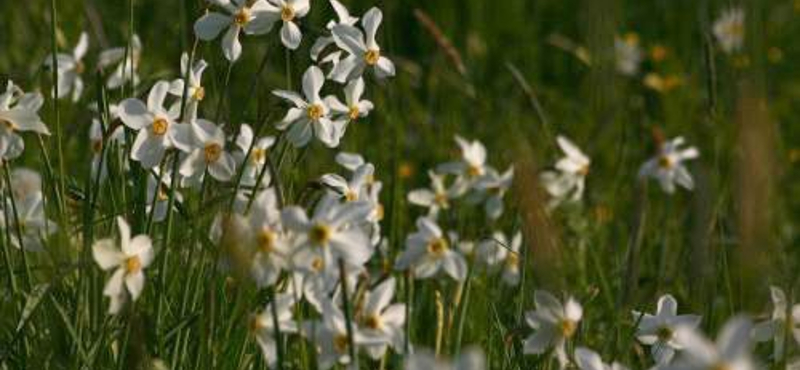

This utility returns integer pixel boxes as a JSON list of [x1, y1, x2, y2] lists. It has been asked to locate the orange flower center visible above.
[[126, 256, 142, 274], [257, 229, 276, 253], [307, 104, 324, 121], [309, 224, 331, 246], [280, 5, 295, 22], [234, 8, 251, 26], [427, 237, 448, 257], [204, 143, 223, 163], [152, 118, 169, 136], [364, 49, 380, 65]]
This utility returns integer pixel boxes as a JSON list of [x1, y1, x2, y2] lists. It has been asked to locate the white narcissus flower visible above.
[[395, 217, 468, 281], [273, 66, 339, 148], [282, 195, 373, 273], [267, 0, 311, 50], [118, 81, 188, 168], [404, 348, 486, 370], [615, 33, 642, 77], [473, 166, 514, 220], [247, 189, 289, 288], [194, 0, 280, 62], [752, 286, 800, 361], [169, 53, 208, 121], [289, 260, 361, 314], [0, 81, 50, 160], [9, 168, 42, 201], [146, 169, 182, 223], [359, 277, 406, 359], [92, 217, 154, 314], [89, 118, 124, 183], [667, 317, 755, 370], [310, 0, 358, 65], [438, 136, 489, 187], [523, 290, 583, 369], [326, 77, 374, 129], [408, 171, 463, 218], [638, 136, 699, 194], [44, 32, 89, 102], [320, 163, 373, 203], [251, 292, 297, 368], [307, 299, 381, 370], [234, 123, 276, 187], [330, 7, 396, 82], [632, 294, 702, 365], [575, 347, 630, 370], [475, 231, 522, 286], [1, 191, 57, 252], [99, 35, 142, 89], [540, 135, 590, 209], [177, 119, 236, 182], [713, 8, 745, 55]]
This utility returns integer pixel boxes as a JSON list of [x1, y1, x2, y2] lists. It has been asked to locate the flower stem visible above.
[[338, 259, 359, 369]]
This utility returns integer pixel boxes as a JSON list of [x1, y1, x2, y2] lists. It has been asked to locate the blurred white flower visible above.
[[408, 171, 463, 218], [9, 168, 42, 201], [403, 347, 486, 370], [667, 317, 755, 370], [273, 66, 339, 148], [639, 136, 699, 194], [359, 277, 406, 359], [251, 292, 297, 367], [306, 299, 381, 369], [44, 32, 89, 102], [92, 217, 154, 314], [99, 35, 141, 89], [194, 0, 281, 61], [247, 189, 289, 288], [118, 81, 189, 168], [396, 217, 468, 281], [752, 286, 800, 361], [540, 135, 590, 209], [321, 163, 373, 203], [1, 191, 56, 252], [575, 347, 630, 370], [146, 169, 182, 223], [0, 81, 50, 159], [632, 294, 702, 365], [89, 117, 124, 183], [234, 123, 276, 187], [177, 119, 236, 182], [615, 33, 643, 77], [475, 231, 522, 286], [438, 136, 489, 188], [169, 53, 208, 121], [330, 7, 395, 82], [713, 8, 745, 54], [523, 290, 583, 369], [473, 166, 514, 219]]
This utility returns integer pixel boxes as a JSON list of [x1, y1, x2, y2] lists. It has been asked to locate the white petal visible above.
[[92, 239, 123, 270], [118, 99, 153, 130], [280, 21, 302, 50], [222, 25, 243, 62], [194, 12, 232, 41], [125, 271, 146, 301]]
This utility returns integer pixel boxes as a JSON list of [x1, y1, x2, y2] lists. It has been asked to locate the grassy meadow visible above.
[[1, 0, 800, 369]]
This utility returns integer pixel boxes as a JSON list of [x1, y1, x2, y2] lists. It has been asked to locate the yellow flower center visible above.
[[427, 237, 448, 257], [578, 164, 590, 176], [75, 61, 86, 74], [249, 315, 263, 332], [375, 204, 384, 221], [204, 143, 223, 163], [157, 185, 169, 202], [257, 229, 276, 253], [1, 119, 16, 131], [192, 86, 205, 101], [251, 148, 267, 164], [152, 118, 169, 136], [309, 224, 332, 246], [560, 319, 578, 338], [505, 253, 519, 268], [91, 139, 103, 154], [658, 155, 674, 169], [311, 257, 324, 272], [307, 104, 324, 121], [234, 8, 251, 26], [345, 190, 358, 202], [280, 5, 295, 22], [348, 105, 360, 120], [126, 256, 142, 274], [333, 334, 350, 354], [364, 315, 382, 330], [657, 326, 673, 341], [467, 165, 482, 178], [434, 192, 448, 207], [365, 49, 380, 65]]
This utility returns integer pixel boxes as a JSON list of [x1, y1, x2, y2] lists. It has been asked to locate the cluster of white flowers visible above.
[[540, 133, 700, 209]]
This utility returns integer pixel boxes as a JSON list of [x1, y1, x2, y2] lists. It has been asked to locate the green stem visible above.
[[338, 259, 359, 369]]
